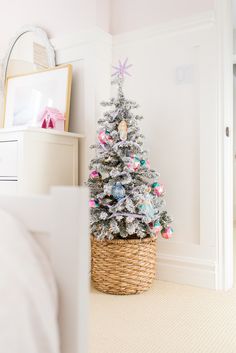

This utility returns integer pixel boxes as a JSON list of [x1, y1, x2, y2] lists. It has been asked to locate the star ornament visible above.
[[112, 58, 132, 78]]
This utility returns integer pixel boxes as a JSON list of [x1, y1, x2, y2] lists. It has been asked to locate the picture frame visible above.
[[3, 64, 72, 131]]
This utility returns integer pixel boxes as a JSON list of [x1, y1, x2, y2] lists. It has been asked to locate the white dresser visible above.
[[0, 128, 83, 195]]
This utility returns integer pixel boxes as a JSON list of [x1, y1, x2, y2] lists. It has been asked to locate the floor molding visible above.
[[157, 253, 216, 289]]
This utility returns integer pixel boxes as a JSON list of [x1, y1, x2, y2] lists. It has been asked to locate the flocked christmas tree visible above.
[[88, 59, 173, 240]]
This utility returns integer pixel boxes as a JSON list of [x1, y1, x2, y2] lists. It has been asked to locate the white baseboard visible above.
[[157, 253, 216, 289]]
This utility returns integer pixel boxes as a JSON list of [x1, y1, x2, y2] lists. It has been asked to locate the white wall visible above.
[[111, 0, 214, 34], [0, 0, 110, 52], [0, 0, 216, 49], [233, 0, 236, 29], [112, 13, 218, 288], [96, 0, 111, 33]]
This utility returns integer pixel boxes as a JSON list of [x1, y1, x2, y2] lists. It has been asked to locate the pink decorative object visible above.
[[149, 221, 162, 236], [153, 221, 162, 234], [98, 129, 112, 145], [161, 226, 173, 239], [128, 155, 140, 172], [41, 118, 47, 129], [40, 107, 65, 131], [152, 182, 164, 197], [89, 199, 99, 208], [90, 170, 101, 180]]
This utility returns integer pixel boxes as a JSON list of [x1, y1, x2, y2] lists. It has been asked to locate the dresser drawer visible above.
[[0, 141, 18, 177]]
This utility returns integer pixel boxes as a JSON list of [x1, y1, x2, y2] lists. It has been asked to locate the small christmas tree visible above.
[[88, 59, 173, 240]]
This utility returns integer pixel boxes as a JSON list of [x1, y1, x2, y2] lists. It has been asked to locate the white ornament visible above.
[[118, 120, 128, 141]]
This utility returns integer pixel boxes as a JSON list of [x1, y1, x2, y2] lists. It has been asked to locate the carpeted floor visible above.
[[89, 237, 236, 353]]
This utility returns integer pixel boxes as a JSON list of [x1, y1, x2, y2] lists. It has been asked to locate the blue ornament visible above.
[[112, 182, 126, 200], [139, 194, 155, 219]]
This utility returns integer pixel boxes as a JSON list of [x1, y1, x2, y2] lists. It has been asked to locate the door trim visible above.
[[215, 0, 233, 290]]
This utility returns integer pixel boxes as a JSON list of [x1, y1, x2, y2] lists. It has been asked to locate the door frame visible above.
[[215, 0, 234, 290]]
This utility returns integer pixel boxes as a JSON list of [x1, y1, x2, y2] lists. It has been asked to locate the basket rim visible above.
[[91, 235, 157, 245]]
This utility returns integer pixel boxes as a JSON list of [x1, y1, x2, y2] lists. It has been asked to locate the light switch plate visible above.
[[175, 65, 194, 85]]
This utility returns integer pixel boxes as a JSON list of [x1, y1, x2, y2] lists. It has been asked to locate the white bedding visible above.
[[0, 209, 60, 353]]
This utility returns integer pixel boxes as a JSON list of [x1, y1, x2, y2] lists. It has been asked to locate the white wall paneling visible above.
[[111, 0, 214, 34], [113, 12, 218, 289], [51, 28, 112, 182]]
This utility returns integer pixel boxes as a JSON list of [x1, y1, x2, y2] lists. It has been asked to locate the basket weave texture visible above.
[[91, 236, 157, 295]]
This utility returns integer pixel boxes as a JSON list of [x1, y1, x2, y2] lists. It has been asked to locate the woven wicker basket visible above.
[[91, 236, 157, 295]]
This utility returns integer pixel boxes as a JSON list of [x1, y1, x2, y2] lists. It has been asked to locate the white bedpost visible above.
[[50, 187, 90, 353]]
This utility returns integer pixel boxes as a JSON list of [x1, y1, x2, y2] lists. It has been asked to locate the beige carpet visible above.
[[89, 234, 236, 353]]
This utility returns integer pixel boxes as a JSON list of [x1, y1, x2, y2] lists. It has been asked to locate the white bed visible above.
[[0, 186, 90, 353]]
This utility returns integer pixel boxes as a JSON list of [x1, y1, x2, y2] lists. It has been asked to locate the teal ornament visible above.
[[140, 159, 150, 169], [140, 159, 146, 166], [112, 182, 126, 200]]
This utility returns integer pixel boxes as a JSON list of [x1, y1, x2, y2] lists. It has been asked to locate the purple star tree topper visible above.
[[112, 58, 132, 78]]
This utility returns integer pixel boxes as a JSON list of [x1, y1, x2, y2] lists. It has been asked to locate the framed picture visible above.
[[3, 64, 72, 131]]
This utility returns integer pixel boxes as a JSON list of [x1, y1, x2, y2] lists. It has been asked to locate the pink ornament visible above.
[[146, 160, 150, 169], [161, 226, 173, 239], [98, 129, 112, 145], [152, 182, 164, 197], [89, 199, 99, 208], [149, 221, 162, 236], [128, 155, 140, 172], [39, 107, 65, 131], [154, 221, 162, 234], [89, 170, 101, 179]]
